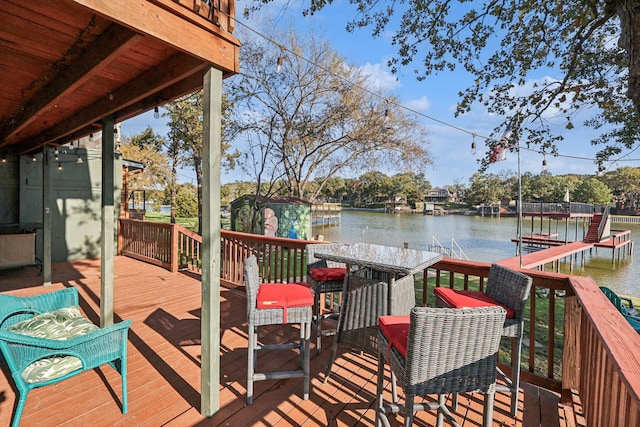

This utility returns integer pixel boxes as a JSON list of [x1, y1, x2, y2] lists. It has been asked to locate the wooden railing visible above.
[[117, 218, 640, 424]]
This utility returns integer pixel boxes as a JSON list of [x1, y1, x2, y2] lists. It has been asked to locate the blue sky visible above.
[[123, 2, 619, 188]]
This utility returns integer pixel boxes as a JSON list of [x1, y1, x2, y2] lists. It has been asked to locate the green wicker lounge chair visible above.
[[600, 286, 640, 334], [0, 287, 131, 427]]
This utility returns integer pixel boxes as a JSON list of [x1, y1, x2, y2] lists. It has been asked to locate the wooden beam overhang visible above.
[[20, 53, 210, 152], [0, 25, 142, 147], [74, 0, 240, 72]]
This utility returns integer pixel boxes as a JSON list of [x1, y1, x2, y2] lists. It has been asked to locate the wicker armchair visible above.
[[434, 263, 533, 416], [0, 287, 131, 427], [306, 244, 347, 354], [244, 255, 313, 404], [324, 273, 415, 381], [376, 306, 507, 427]]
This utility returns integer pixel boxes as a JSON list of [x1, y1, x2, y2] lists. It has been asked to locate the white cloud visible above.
[[358, 62, 401, 90], [405, 96, 431, 112]]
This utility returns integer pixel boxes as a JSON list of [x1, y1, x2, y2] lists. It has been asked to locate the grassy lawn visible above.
[[144, 212, 231, 232]]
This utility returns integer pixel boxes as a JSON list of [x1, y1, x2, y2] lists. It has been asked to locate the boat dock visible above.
[[498, 203, 633, 271]]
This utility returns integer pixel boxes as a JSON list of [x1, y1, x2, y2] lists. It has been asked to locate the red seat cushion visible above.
[[434, 288, 515, 319], [309, 267, 346, 282], [257, 282, 313, 322], [378, 315, 410, 358]]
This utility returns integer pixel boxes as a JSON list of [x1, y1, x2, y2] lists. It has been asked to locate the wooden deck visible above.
[[498, 242, 595, 270], [0, 257, 580, 426]]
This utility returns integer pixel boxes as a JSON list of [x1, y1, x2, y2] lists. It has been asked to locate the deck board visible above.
[[0, 257, 579, 426]]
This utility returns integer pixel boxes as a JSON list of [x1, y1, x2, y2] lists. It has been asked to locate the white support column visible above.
[[101, 116, 115, 327], [201, 67, 222, 416]]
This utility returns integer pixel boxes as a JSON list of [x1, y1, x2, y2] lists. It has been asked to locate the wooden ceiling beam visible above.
[[0, 24, 141, 147], [75, 0, 239, 72], [21, 53, 208, 152], [55, 71, 209, 145]]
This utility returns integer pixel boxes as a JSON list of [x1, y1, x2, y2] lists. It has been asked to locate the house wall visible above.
[[19, 148, 122, 263]]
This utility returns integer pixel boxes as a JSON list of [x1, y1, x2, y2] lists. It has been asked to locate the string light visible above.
[[31, 155, 36, 162], [76, 155, 84, 164], [154, 106, 160, 119], [276, 56, 283, 73], [1, 156, 6, 163], [54, 148, 59, 161], [57, 163, 63, 171], [471, 133, 477, 155]]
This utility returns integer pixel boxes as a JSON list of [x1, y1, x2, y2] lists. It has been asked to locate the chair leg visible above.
[[10, 394, 27, 427], [121, 356, 128, 414], [247, 323, 256, 404], [510, 336, 523, 416], [376, 352, 390, 427], [324, 330, 341, 382], [302, 321, 311, 400], [404, 392, 415, 427], [315, 289, 322, 355], [483, 390, 495, 427]]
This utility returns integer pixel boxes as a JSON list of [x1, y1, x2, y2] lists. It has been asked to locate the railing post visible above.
[[561, 291, 582, 402], [170, 223, 179, 272]]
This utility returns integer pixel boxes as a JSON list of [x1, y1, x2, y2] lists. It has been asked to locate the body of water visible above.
[[313, 210, 639, 297]]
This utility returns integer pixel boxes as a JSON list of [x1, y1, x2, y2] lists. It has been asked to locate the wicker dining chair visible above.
[[244, 255, 313, 404], [376, 306, 507, 427], [324, 273, 415, 381], [433, 263, 533, 416], [306, 244, 348, 354]]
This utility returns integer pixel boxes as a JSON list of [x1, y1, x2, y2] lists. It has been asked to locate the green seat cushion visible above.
[[7, 307, 99, 383], [7, 307, 98, 340], [21, 356, 83, 384]]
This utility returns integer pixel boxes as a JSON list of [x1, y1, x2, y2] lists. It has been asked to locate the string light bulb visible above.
[[76, 155, 83, 164], [471, 133, 477, 155], [1, 156, 6, 163], [54, 148, 59, 161], [542, 156, 547, 172], [57, 163, 63, 171], [276, 56, 283, 73], [154, 106, 160, 119], [31, 155, 36, 162]]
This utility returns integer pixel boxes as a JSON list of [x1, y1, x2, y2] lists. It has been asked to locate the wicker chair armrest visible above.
[[306, 259, 328, 272]]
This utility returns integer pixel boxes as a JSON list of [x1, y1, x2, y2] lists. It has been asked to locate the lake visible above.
[[312, 210, 639, 297]]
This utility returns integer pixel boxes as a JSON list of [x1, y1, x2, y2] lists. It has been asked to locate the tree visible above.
[[465, 172, 508, 207], [573, 178, 613, 205], [226, 24, 432, 204], [247, 1, 640, 167], [165, 91, 239, 233], [601, 166, 640, 209], [119, 129, 171, 193]]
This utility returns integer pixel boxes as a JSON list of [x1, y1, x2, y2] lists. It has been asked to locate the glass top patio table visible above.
[[312, 242, 443, 277]]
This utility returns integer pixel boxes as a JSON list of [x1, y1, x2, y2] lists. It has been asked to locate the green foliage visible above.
[[245, 1, 640, 166], [175, 184, 198, 218], [574, 178, 613, 205]]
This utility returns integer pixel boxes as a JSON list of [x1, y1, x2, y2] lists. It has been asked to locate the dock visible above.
[[499, 202, 633, 271]]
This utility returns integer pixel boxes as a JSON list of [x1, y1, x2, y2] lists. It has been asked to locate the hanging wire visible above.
[[216, 8, 638, 168]]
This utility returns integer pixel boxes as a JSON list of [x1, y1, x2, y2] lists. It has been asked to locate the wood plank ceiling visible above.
[[0, 0, 240, 155]]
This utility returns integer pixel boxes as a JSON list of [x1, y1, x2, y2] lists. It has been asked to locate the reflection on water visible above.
[[314, 210, 639, 297]]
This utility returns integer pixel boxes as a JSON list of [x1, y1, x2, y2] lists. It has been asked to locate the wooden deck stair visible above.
[[583, 214, 602, 243]]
